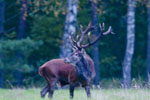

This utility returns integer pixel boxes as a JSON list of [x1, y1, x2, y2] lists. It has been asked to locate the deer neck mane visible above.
[[75, 53, 91, 81]]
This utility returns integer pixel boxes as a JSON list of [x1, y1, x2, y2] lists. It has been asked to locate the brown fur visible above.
[[39, 59, 76, 83], [39, 57, 95, 85], [39, 55, 95, 98]]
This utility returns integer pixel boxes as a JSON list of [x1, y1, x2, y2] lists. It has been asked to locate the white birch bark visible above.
[[60, 0, 78, 58], [123, 0, 135, 88]]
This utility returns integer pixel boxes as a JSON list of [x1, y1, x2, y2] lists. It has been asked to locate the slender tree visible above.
[[15, 0, 28, 86], [0, 0, 5, 88], [18, 0, 28, 39], [122, 0, 135, 88], [91, 0, 100, 86], [59, 0, 78, 58], [0, 0, 5, 35], [147, 0, 150, 83]]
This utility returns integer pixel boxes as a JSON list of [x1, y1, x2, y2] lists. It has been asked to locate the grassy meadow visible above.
[[0, 88, 150, 100]]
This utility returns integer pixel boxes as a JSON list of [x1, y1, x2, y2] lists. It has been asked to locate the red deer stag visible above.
[[39, 23, 113, 99]]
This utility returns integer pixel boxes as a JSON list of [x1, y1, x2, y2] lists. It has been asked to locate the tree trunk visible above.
[[122, 0, 135, 88], [91, 0, 100, 86], [0, 0, 5, 35], [59, 0, 78, 58], [0, 69, 4, 88], [15, 0, 28, 87], [147, 0, 150, 83], [0, 0, 5, 88], [17, 0, 28, 39], [14, 70, 22, 87]]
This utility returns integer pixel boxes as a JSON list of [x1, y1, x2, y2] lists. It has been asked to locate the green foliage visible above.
[[0, 38, 43, 72], [28, 0, 66, 17], [132, 56, 146, 78], [29, 15, 64, 61], [100, 56, 121, 78], [0, 38, 42, 55]]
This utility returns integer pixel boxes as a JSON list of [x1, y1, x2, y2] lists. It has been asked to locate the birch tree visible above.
[[123, 0, 135, 88], [59, 0, 78, 58]]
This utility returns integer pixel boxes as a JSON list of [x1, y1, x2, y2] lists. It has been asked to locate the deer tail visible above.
[[39, 66, 45, 76]]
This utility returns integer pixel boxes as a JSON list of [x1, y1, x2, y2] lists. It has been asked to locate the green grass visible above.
[[0, 88, 150, 100]]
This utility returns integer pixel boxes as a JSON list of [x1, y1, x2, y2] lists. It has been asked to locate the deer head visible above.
[[64, 22, 114, 80], [64, 22, 114, 65]]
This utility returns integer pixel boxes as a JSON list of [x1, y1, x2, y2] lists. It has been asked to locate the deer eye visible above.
[[75, 53, 78, 56]]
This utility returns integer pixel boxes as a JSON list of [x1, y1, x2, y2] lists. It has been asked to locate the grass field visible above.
[[0, 88, 150, 100]]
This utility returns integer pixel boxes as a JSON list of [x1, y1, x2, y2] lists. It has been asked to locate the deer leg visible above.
[[48, 78, 57, 99], [40, 84, 49, 98], [85, 85, 91, 98], [69, 83, 76, 99]]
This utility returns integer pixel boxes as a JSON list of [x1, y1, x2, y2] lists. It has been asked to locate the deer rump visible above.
[[39, 56, 95, 98]]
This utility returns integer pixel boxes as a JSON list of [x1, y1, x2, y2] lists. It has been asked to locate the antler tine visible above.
[[81, 23, 113, 48], [70, 32, 77, 44], [87, 32, 91, 43], [99, 23, 104, 32], [70, 32, 81, 49], [99, 23, 102, 30], [83, 22, 92, 34], [103, 26, 112, 35], [102, 23, 105, 30], [76, 35, 79, 40], [78, 22, 95, 44], [69, 36, 78, 50], [80, 25, 83, 34], [78, 24, 86, 43]]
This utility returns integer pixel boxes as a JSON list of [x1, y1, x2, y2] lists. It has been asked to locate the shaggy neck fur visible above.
[[75, 54, 91, 82]]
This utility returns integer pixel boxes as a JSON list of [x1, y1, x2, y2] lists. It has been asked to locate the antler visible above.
[[78, 22, 95, 46], [69, 32, 81, 50], [69, 22, 114, 50], [81, 23, 114, 48], [69, 36, 78, 51]]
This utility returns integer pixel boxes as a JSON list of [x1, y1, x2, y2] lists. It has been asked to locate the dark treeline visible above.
[[0, 0, 149, 88]]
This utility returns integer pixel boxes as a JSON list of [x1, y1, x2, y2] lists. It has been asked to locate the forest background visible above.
[[0, 0, 149, 88]]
